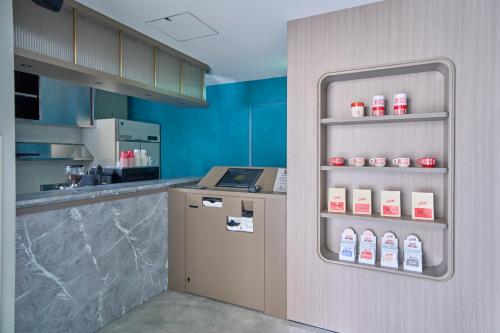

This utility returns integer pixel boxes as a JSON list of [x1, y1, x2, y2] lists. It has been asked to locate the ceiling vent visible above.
[[146, 12, 219, 42]]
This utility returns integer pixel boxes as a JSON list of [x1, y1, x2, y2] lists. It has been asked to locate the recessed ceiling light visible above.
[[94, 81, 103, 85], [20, 63, 32, 68]]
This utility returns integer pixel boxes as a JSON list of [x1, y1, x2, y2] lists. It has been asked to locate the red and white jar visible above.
[[393, 93, 408, 115], [371, 95, 385, 116], [351, 102, 365, 117]]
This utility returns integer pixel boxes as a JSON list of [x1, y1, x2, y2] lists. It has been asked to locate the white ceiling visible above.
[[75, 0, 381, 85]]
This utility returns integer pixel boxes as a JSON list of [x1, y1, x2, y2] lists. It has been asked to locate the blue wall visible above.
[[128, 76, 287, 178]]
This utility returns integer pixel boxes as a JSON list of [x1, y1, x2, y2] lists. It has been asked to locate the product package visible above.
[[381, 232, 399, 268], [381, 191, 401, 217], [339, 228, 357, 262], [403, 234, 423, 272], [353, 189, 372, 215], [412, 192, 434, 220], [328, 188, 346, 213], [358, 230, 376, 265]]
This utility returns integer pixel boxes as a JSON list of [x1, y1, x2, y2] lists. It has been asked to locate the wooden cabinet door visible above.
[[186, 194, 265, 311]]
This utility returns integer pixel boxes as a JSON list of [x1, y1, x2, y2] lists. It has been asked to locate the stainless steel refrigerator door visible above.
[[140, 142, 160, 169], [116, 119, 160, 142]]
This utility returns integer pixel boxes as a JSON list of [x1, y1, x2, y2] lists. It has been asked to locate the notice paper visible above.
[[273, 168, 287, 193]]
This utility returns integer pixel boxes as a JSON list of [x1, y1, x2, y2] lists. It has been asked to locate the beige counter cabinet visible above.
[[168, 187, 287, 319]]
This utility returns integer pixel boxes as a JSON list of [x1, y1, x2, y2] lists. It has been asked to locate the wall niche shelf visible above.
[[320, 249, 447, 279], [321, 112, 448, 125], [320, 166, 448, 174], [320, 211, 448, 230], [317, 58, 455, 281]]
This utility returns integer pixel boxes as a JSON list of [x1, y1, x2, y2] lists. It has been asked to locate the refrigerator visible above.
[[83, 119, 160, 171]]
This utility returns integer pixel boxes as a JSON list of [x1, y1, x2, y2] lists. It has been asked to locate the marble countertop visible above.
[[16, 178, 199, 209]]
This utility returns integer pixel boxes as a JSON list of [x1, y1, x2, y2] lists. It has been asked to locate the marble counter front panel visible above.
[[15, 191, 168, 333]]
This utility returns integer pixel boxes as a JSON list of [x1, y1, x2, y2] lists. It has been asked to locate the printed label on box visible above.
[[414, 208, 433, 219], [355, 203, 370, 213], [328, 188, 346, 213], [358, 230, 376, 265], [353, 189, 372, 215], [330, 201, 345, 212], [339, 228, 357, 262], [383, 205, 400, 216]]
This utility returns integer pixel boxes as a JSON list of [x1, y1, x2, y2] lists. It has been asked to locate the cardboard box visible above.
[[353, 189, 372, 215], [328, 187, 346, 213], [412, 192, 434, 220], [381, 190, 401, 217]]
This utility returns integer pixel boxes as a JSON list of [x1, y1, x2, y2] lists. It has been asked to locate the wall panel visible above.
[[287, 0, 499, 332]]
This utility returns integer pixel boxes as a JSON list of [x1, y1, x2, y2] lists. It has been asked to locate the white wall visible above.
[[0, 0, 16, 331]]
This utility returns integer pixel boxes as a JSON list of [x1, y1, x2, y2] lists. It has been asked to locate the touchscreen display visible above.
[[215, 168, 264, 188]]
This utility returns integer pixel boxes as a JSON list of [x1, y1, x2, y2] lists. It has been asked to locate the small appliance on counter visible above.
[[79, 165, 112, 186], [103, 166, 160, 183], [65, 165, 85, 188]]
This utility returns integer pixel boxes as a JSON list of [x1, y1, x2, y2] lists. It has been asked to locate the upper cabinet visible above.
[[76, 12, 121, 76], [182, 62, 205, 100], [122, 33, 154, 86], [13, 0, 209, 107]]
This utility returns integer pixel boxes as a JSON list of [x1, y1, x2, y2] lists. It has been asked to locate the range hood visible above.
[[15, 142, 93, 161]]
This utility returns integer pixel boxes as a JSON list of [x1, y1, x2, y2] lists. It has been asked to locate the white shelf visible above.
[[320, 211, 447, 230], [320, 112, 448, 125], [320, 249, 446, 279], [320, 165, 448, 174]]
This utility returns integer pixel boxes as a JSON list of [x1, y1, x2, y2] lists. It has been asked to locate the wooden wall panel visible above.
[[287, 0, 499, 332]]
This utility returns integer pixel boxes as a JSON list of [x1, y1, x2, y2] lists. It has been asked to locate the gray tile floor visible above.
[[98, 290, 332, 333]]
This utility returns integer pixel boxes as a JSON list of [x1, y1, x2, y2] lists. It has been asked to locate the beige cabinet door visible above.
[[186, 194, 265, 311]]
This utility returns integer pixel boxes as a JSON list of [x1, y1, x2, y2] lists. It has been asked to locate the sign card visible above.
[[381, 232, 399, 268], [339, 228, 357, 262], [358, 230, 376, 265], [412, 192, 434, 220], [273, 168, 287, 192], [328, 188, 346, 213], [353, 189, 372, 215], [403, 234, 423, 272], [380, 191, 401, 217]]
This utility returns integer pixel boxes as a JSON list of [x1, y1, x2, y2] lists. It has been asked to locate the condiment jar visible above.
[[393, 93, 408, 115], [351, 102, 365, 117]]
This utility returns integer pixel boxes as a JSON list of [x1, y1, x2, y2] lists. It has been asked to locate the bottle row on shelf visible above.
[[340, 229, 423, 272], [328, 156, 438, 168]]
